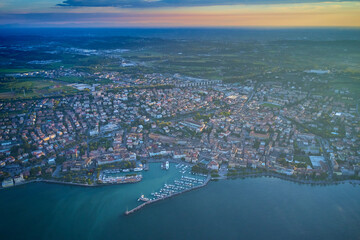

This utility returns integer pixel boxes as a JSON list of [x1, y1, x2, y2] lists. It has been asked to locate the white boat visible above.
[[161, 161, 170, 170], [137, 195, 150, 202]]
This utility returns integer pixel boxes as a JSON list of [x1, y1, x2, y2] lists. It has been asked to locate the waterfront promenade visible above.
[[0, 177, 141, 190], [2, 170, 359, 192], [227, 172, 360, 186]]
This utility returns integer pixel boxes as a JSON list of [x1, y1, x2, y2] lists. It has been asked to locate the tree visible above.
[[253, 140, 260, 149], [30, 166, 41, 176], [87, 179, 92, 185]]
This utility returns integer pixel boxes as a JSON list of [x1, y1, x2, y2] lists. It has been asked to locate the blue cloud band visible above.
[[57, 0, 360, 8]]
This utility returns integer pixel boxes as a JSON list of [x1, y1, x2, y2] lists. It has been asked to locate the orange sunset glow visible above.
[[0, 1, 359, 27]]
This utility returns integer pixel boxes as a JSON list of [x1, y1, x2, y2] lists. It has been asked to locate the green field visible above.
[[261, 103, 282, 109], [0, 68, 41, 74], [0, 79, 77, 99], [294, 155, 313, 168]]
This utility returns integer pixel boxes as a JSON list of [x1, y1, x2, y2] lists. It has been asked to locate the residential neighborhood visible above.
[[1, 72, 359, 188]]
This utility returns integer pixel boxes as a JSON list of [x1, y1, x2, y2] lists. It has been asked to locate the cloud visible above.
[[2, 5, 360, 27], [57, 0, 360, 8]]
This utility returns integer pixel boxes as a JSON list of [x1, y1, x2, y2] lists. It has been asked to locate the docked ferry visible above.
[[99, 174, 142, 184]]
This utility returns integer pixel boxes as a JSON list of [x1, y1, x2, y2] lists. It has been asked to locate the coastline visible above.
[[0, 177, 141, 190], [2, 170, 359, 217], [224, 172, 360, 186], [2, 170, 359, 192]]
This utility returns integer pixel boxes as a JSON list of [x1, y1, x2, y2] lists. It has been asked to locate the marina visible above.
[[125, 162, 209, 215]]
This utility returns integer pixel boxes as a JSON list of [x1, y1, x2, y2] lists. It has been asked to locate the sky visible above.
[[0, 0, 360, 27]]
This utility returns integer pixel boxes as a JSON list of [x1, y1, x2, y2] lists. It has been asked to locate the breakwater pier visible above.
[[125, 175, 210, 215]]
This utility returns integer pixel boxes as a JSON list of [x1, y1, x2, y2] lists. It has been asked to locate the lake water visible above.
[[0, 163, 359, 240]]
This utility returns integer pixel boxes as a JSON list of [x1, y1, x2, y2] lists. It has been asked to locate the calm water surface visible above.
[[0, 164, 359, 240]]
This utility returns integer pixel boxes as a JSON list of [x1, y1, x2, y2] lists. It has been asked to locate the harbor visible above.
[[125, 162, 209, 215]]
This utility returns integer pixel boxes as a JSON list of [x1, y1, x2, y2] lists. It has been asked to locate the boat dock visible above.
[[124, 175, 210, 216], [144, 164, 149, 171]]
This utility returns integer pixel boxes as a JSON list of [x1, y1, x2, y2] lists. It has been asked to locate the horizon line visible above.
[[1, 26, 360, 29]]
